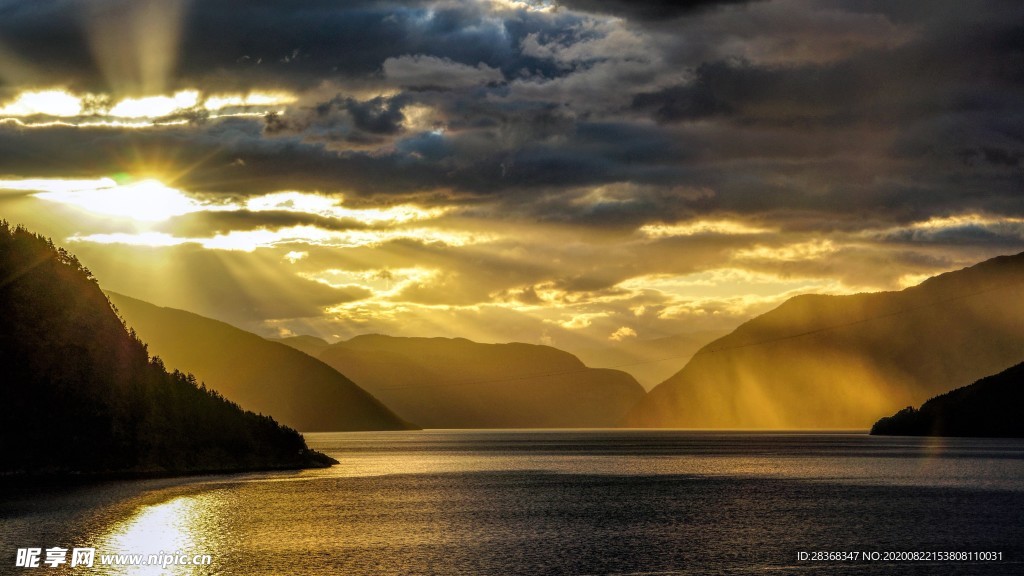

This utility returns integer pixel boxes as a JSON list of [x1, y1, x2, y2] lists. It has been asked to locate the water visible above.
[[3, 431, 1024, 575]]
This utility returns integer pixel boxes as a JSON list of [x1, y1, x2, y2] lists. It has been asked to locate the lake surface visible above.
[[3, 431, 1024, 575]]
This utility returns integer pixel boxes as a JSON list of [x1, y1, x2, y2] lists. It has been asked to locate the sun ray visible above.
[[0, 177, 215, 222]]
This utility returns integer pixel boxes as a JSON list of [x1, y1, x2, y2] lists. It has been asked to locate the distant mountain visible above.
[[571, 332, 727, 390], [625, 252, 1024, 429], [269, 335, 331, 358], [0, 222, 334, 476], [106, 293, 413, 432], [313, 334, 646, 428], [871, 361, 1024, 437]]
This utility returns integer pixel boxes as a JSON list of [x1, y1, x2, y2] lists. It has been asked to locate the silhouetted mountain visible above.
[[315, 334, 646, 428], [106, 293, 413, 432], [571, 331, 727, 390], [0, 222, 335, 476], [871, 362, 1024, 437], [625, 252, 1024, 429], [269, 335, 331, 358]]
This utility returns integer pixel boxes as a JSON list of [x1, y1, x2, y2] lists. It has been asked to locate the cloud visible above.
[[609, 326, 637, 341], [1, 0, 1023, 347], [383, 55, 504, 89], [558, 0, 763, 22]]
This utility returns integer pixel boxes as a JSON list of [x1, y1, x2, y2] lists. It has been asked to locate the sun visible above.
[[0, 177, 207, 222], [38, 179, 206, 222]]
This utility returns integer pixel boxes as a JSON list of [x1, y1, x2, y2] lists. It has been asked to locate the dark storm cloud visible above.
[[873, 221, 1024, 249], [0, 1, 96, 91], [264, 94, 411, 147], [557, 0, 763, 22], [159, 209, 407, 237], [173, 0, 582, 91], [0, 114, 695, 204], [330, 96, 406, 135], [0, 120, 448, 194], [631, 59, 883, 126], [632, 11, 1024, 128], [0, 0, 575, 92], [0, 0, 1022, 237]]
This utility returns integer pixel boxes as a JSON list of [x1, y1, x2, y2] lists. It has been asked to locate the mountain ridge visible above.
[[309, 334, 646, 428], [624, 251, 1024, 429], [106, 292, 415, 432], [0, 222, 335, 476]]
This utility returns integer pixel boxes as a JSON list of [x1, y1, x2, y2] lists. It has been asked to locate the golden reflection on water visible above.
[[93, 491, 227, 575], [921, 435, 949, 456]]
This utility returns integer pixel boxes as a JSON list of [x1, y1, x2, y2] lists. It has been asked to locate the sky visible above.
[[0, 0, 1022, 353]]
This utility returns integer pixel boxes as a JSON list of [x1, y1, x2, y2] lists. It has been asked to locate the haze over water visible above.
[[3, 431, 1024, 575]]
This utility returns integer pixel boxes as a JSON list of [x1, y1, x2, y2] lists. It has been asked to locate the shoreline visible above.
[[0, 451, 337, 487]]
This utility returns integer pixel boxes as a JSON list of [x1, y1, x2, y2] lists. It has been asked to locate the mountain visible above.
[[0, 222, 334, 476], [571, 332, 727, 390], [270, 335, 331, 358], [313, 334, 646, 428], [106, 292, 413, 432], [871, 361, 1024, 437], [624, 252, 1024, 429]]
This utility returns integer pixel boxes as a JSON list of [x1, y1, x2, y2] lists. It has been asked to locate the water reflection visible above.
[[89, 491, 227, 576], [4, 432, 1023, 576], [301, 431, 1024, 491]]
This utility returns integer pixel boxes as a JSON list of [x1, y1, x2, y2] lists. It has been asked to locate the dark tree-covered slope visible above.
[[0, 222, 334, 476], [625, 252, 1024, 429], [106, 292, 414, 432], [314, 334, 646, 428], [871, 361, 1024, 437]]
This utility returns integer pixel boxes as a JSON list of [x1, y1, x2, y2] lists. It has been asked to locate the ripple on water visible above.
[[2, 431, 1023, 575]]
